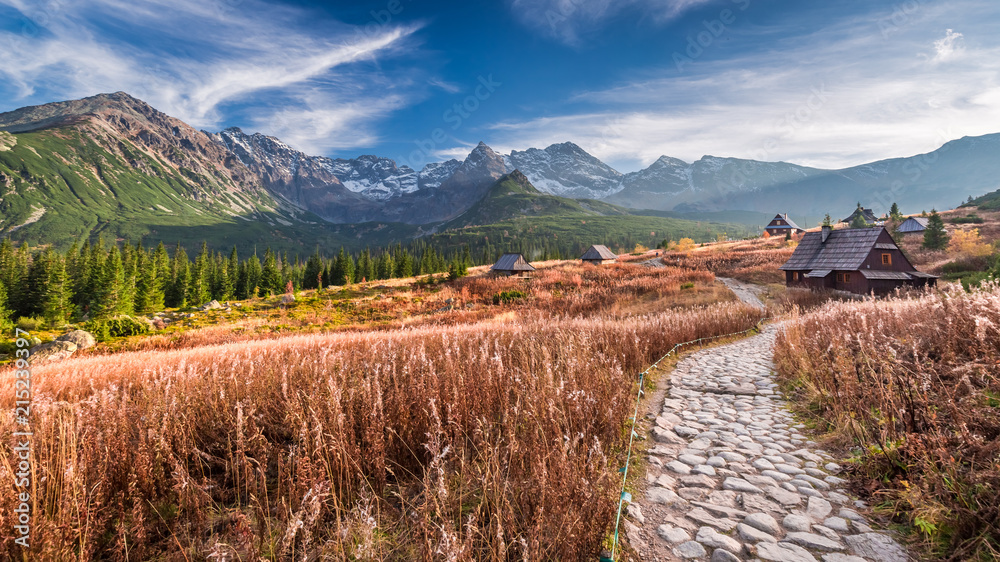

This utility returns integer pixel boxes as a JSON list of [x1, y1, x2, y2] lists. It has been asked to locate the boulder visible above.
[[281, 294, 296, 304], [201, 300, 223, 310], [29, 341, 77, 364], [55, 330, 96, 350]]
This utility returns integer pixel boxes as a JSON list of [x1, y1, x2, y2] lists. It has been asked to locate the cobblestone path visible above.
[[627, 325, 910, 562]]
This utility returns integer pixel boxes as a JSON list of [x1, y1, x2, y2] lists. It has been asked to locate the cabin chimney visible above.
[[821, 225, 831, 243]]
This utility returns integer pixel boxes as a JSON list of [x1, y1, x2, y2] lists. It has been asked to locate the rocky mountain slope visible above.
[[3, 91, 999, 250]]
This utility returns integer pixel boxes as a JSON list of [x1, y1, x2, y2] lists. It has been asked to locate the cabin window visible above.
[[777, 220, 784, 225], [836, 272, 852, 283], [881, 253, 892, 265]]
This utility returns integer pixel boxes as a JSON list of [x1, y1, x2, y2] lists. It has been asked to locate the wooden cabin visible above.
[[764, 213, 805, 237], [490, 253, 536, 277], [580, 245, 618, 265], [780, 226, 937, 295], [896, 216, 930, 234], [841, 207, 880, 225]]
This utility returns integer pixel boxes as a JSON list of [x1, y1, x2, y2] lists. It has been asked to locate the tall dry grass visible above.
[[773, 283, 1000, 560], [1, 302, 761, 559], [664, 238, 794, 284]]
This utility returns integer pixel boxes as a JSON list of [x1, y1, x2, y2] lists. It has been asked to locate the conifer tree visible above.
[[922, 209, 949, 250], [889, 202, 902, 221], [394, 246, 413, 278], [342, 252, 355, 285], [97, 246, 128, 318], [189, 242, 212, 306], [167, 244, 190, 308], [261, 249, 283, 296], [227, 247, 239, 298], [41, 248, 73, 325], [304, 250, 324, 290], [0, 279, 11, 330]]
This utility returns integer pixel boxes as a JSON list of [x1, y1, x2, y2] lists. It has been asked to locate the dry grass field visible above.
[[0, 259, 764, 560], [774, 283, 1000, 560]]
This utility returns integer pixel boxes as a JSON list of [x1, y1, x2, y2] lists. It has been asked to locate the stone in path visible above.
[[625, 323, 911, 562]]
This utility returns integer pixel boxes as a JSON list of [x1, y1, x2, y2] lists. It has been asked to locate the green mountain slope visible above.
[[440, 170, 626, 229]]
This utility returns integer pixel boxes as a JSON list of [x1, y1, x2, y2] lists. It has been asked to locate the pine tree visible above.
[[261, 249, 282, 296], [189, 242, 212, 306], [394, 247, 413, 279], [922, 209, 949, 250], [376, 251, 394, 280], [227, 247, 240, 293], [822, 214, 832, 227], [97, 246, 128, 318], [41, 248, 73, 325], [167, 244, 190, 308], [0, 279, 11, 330], [304, 250, 324, 290], [889, 202, 902, 221], [342, 252, 355, 285]]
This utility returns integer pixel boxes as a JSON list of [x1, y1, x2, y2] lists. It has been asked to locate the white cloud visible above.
[[487, 5, 1000, 171], [508, 0, 713, 46], [932, 28, 965, 62], [0, 0, 421, 151]]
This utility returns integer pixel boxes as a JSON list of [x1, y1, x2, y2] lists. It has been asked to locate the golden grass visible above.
[[0, 260, 762, 560], [773, 283, 1000, 560]]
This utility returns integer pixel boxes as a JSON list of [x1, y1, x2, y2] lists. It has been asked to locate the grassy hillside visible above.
[[0, 127, 417, 253], [966, 186, 1000, 210]]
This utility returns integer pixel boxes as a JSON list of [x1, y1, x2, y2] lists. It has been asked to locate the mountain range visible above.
[[1, 91, 998, 252]]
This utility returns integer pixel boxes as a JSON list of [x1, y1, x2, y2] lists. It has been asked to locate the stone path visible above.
[[717, 277, 766, 310], [625, 325, 911, 562]]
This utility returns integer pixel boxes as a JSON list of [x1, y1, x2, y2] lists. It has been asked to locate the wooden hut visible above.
[[779, 226, 937, 295], [764, 213, 805, 237], [841, 206, 880, 225], [580, 245, 618, 265], [896, 216, 930, 234], [490, 253, 536, 277]]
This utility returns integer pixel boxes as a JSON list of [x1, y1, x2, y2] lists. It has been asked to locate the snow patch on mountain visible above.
[[506, 142, 623, 199]]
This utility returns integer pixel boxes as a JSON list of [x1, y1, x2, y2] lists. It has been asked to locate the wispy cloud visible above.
[[489, 3, 1000, 171], [0, 0, 422, 152], [508, 0, 712, 46], [932, 28, 965, 62]]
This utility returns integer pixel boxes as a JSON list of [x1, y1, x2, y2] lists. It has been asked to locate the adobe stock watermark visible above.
[[405, 75, 502, 169], [3, 0, 65, 58], [673, 0, 751, 72], [718, 82, 832, 197], [877, 0, 923, 39], [12, 328, 34, 548]]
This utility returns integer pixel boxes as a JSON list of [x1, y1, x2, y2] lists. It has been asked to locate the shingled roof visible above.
[[581, 245, 618, 260], [897, 217, 930, 233], [779, 227, 884, 271], [490, 253, 535, 272], [767, 213, 802, 230]]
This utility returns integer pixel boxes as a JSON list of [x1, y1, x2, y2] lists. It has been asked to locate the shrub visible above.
[[492, 289, 526, 304], [15, 316, 44, 332], [680, 282, 695, 290], [85, 315, 151, 341]]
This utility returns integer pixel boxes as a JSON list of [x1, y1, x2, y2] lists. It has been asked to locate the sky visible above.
[[1, 0, 998, 173]]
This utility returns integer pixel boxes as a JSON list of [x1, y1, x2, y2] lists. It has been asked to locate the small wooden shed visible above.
[[764, 213, 805, 237], [490, 253, 536, 277], [896, 217, 930, 234], [580, 245, 618, 265]]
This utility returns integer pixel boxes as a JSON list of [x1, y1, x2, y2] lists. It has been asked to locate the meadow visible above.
[[773, 283, 1000, 560], [0, 259, 763, 560]]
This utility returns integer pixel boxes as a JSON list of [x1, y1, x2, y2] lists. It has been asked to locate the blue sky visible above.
[[1, 0, 998, 173]]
